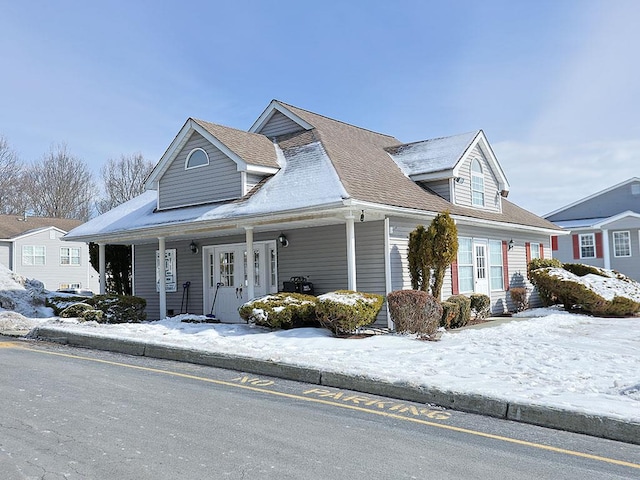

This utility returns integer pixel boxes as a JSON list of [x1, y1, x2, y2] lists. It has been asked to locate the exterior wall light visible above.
[[455, 177, 465, 184], [189, 241, 198, 254], [508, 239, 514, 251], [360, 210, 365, 222], [278, 233, 289, 247]]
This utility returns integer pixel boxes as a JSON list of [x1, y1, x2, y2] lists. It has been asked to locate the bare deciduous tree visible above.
[[96, 153, 154, 214], [24, 144, 96, 221], [0, 136, 28, 215]]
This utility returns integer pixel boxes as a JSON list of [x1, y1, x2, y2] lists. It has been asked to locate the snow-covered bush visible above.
[[60, 302, 93, 318], [87, 295, 147, 323], [446, 295, 471, 328], [527, 258, 563, 305], [47, 295, 91, 315], [387, 290, 442, 336], [529, 265, 640, 316], [315, 290, 384, 336], [238, 293, 317, 329], [470, 294, 490, 320], [82, 309, 104, 323]]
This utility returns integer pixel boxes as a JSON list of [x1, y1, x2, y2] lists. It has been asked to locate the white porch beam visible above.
[[98, 243, 106, 295], [245, 226, 255, 300], [345, 213, 357, 291], [158, 236, 167, 319], [602, 229, 611, 269]]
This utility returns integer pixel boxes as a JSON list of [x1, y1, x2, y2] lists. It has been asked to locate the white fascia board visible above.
[[12, 226, 68, 241], [246, 164, 279, 175], [454, 131, 510, 193], [594, 210, 640, 228], [410, 170, 453, 182], [145, 119, 193, 189], [544, 177, 640, 218], [249, 100, 314, 134]]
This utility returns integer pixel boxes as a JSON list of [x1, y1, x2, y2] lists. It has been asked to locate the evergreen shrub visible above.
[[446, 295, 471, 329], [440, 301, 459, 328], [470, 294, 491, 320], [315, 290, 384, 336], [387, 290, 442, 336], [238, 293, 317, 329]]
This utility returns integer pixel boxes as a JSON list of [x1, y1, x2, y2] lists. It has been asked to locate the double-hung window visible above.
[[458, 237, 474, 293], [60, 247, 81, 265], [579, 234, 596, 259], [530, 243, 541, 260], [23, 245, 45, 265], [489, 240, 504, 290], [613, 231, 631, 257]]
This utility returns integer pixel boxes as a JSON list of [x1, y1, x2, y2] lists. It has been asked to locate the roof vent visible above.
[[632, 184, 640, 196]]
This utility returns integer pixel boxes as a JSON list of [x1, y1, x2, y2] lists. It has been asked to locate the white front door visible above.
[[204, 241, 276, 323], [473, 241, 489, 295]]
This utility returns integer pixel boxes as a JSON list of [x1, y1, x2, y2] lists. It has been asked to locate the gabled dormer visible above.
[[145, 118, 279, 210], [249, 100, 314, 138], [386, 130, 510, 213]]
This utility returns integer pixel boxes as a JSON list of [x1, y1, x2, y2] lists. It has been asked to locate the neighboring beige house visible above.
[[0, 214, 99, 292], [66, 100, 562, 324]]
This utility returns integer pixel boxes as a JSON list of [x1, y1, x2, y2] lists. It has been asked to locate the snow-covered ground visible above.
[[0, 263, 638, 423]]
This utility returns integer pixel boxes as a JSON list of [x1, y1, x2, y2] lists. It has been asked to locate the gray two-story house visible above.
[[65, 100, 561, 324], [545, 177, 640, 281]]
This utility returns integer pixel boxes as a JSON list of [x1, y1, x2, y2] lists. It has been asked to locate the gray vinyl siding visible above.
[[0, 242, 11, 268], [258, 111, 306, 138], [546, 180, 640, 222], [389, 217, 548, 314], [453, 146, 502, 212], [13, 230, 97, 291], [420, 179, 451, 201], [245, 173, 265, 194], [158, 131, 242, 210], [135, 222, 388, 325]]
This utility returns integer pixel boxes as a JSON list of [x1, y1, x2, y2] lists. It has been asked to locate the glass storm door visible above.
[[473, 241, 489, 295]]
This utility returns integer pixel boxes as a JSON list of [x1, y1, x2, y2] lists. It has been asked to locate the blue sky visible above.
[[1, 0, 638, 215]]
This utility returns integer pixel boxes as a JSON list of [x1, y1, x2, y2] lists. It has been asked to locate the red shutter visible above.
[[451, 259, 459, 295], [540, 244, 545, 259], [525, 242, 531, 265], [551, 236, 558, 251], [572, 235, 580, 259], [595, 232, 603, 258], [502, 240, 509, 291]]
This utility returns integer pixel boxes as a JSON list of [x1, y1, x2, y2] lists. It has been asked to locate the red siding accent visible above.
[[551, 236, 558, 251], [572, 235, 580, 259], [451, 259, 459, 295], [540, 244, 545, 259], [595, 232, 603, 258], [502, 240, 509, 291], [525, 242, 531, 265]]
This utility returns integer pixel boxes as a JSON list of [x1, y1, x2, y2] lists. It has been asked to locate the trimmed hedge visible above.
[[527, 258, 563, 305], [509, 287, 528, 312], [87, 295, 147, 323], [47, 295, 92, 315], [529, 267, 640, 316], [440, 301, 459, 328], [446, 295, 471, 329], [387, 290, 442, 336], [316, 290, 384, 336], [470, 294, 490, 320], [238, 293, 317, 329]]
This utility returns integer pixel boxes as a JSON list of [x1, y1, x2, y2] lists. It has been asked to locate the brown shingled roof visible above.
[[0, 215, 82, 239], [192, 118, 279, 168], [275, 101, 561, 231]]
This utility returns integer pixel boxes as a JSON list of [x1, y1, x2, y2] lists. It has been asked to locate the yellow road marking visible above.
[[11, 343, 640, 470], [0, 340, 24, 348]]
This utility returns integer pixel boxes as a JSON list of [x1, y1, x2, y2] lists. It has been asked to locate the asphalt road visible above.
[[1, 338, 639, 479]]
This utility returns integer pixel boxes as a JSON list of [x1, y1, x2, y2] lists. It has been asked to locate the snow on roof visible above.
[[66, 141, 347, 241], [386, 131, 478, 177]]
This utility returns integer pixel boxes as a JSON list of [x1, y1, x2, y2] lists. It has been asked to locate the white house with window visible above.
[[0, 214, 98, 292], [546, 177, 640, 282]]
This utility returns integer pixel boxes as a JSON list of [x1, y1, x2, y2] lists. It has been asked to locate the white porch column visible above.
[[98, 243, 106, 295], [245, 226, 255, 300], [602, 229, 611, 269], [345, 213, 357, 291], [158, 236, 167, 319]]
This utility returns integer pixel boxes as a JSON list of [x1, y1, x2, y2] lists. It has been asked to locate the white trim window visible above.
[[185, 148, 209, 169], [23, 245, 45, 265], [580, 233, 596, 259], [60, 247, 81, 265], [458, 237, 474, 293], [489, 240, 504, 291], [530, 242, 541, 260], [613, 231, 631, 257], [471, 159, 485, 207]]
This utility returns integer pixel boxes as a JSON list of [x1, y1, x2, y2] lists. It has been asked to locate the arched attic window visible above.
[[471, 158, 485, 207], [185, 148, 209, 169]]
